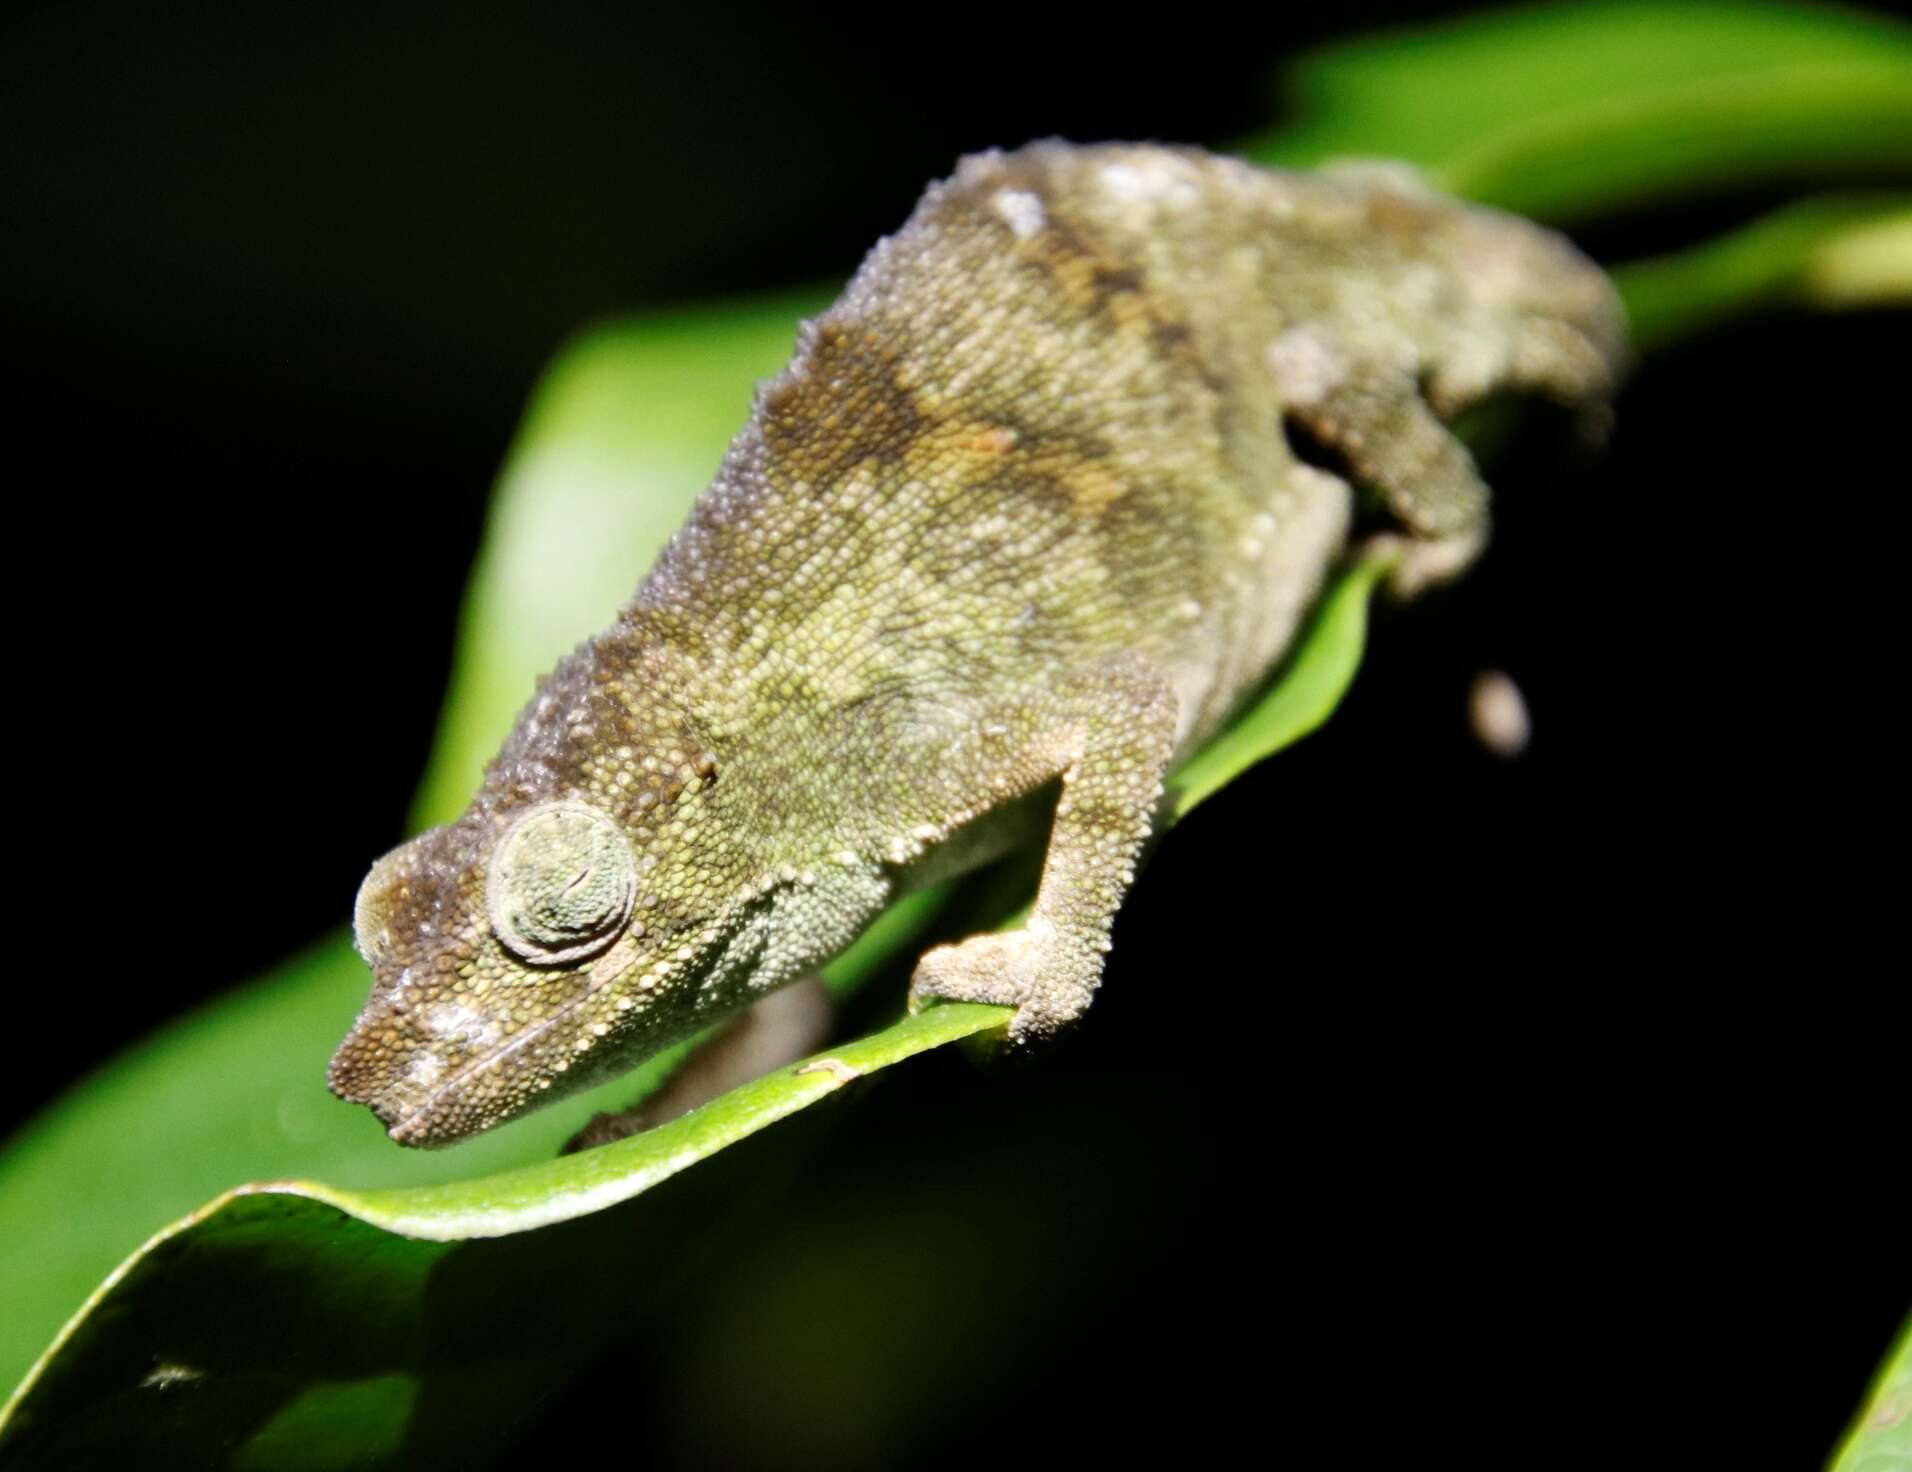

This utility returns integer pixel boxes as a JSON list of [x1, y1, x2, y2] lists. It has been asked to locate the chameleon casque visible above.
[[332, 141, 1626, 1147]]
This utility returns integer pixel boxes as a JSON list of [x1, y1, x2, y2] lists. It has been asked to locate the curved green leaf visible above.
[[1614, 194, 1912, 352], [1829, 1312, 1912, 1471], [1168, 556, 1387, 819], [0, 1111, 872, 1467], [1244, 0, 1912, 221]]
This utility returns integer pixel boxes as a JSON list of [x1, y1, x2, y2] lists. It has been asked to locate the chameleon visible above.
[[331, 141, 1626, 1147]]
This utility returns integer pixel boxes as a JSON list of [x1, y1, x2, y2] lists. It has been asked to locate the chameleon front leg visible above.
[[566, 975, 834, 1151], [909, 657, 1179, 1044]]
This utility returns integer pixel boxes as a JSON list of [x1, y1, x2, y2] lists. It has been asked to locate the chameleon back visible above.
[[642, 141, 1620, 758]]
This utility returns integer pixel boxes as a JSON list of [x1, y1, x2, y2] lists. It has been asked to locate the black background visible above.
[[5, 2, 1907, 1466]]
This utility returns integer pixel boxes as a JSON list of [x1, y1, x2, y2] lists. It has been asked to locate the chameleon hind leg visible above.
[[909, 656, 1179, 1044], [1268, 334, 1490, 597], [1268, 270, 1625, 599]]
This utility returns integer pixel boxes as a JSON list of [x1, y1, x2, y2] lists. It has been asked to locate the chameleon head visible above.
[[328, 638, 750, 1146]]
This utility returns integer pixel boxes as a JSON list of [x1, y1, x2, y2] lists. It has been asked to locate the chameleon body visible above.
[[332, 142, 1625, 1146]]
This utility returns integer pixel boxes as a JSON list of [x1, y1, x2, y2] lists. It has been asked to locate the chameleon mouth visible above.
[[343, 933, 647, 1148]]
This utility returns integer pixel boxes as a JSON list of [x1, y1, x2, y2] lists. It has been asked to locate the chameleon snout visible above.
[[333, 803, 679, 1143]]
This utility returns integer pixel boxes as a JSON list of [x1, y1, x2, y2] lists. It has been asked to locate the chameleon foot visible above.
[[909, 925, 1093, 1045], [1364, 527, 1486, 598]]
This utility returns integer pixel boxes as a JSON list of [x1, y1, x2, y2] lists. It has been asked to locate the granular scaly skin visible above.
[[331, 142, 1626, 1147]]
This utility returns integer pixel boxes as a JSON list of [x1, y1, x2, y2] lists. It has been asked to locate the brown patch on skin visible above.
[[1363, 190, 1441, 249], [954, 158, 1219, 398], [758, 375, 803, 420], [1105, 287, 1153, 331], [1009, 443, 1133, 517], [1021, 216, 1216, 392], [894, 417, 1030, 495], [760, 319, 933, 481], [1021, 214, 1150, 321], [1148, 314, 1230, 401], [925, 408, 1134, 518]]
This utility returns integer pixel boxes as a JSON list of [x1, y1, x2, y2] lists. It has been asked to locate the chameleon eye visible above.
[[485, 802, 638, 965]]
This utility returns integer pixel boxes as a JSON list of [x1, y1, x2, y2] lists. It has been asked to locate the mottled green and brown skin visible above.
[[332, 142, 1626, 1146]]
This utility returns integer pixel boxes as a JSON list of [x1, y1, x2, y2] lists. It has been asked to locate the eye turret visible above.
[[485, 802, 638, 964]]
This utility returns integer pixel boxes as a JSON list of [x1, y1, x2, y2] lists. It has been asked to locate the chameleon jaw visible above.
[[335, 931, 653, 1148]]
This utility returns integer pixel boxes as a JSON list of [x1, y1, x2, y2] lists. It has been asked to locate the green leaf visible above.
[[1243, 0, 1912, 221], [1614, 194, 1912, 352], [1828, 1311, 1912, 1471], [0, 1106, 872, 1467], [1168, 556, 1387, 820]]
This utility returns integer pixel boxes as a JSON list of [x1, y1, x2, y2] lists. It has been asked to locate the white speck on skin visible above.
[[1267, 326, 1348, 407], [992, 189, 1045, 239], [405, 1052, 444, 1090], [1099, 157, 1201, 208], [425, 1003, 497, 1048]]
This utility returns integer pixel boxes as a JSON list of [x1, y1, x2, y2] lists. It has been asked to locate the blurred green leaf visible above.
[[1829, 1313, 1912, 1470], [1244, 0, 1912, 221], [1615, 194, 1912, 351]]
